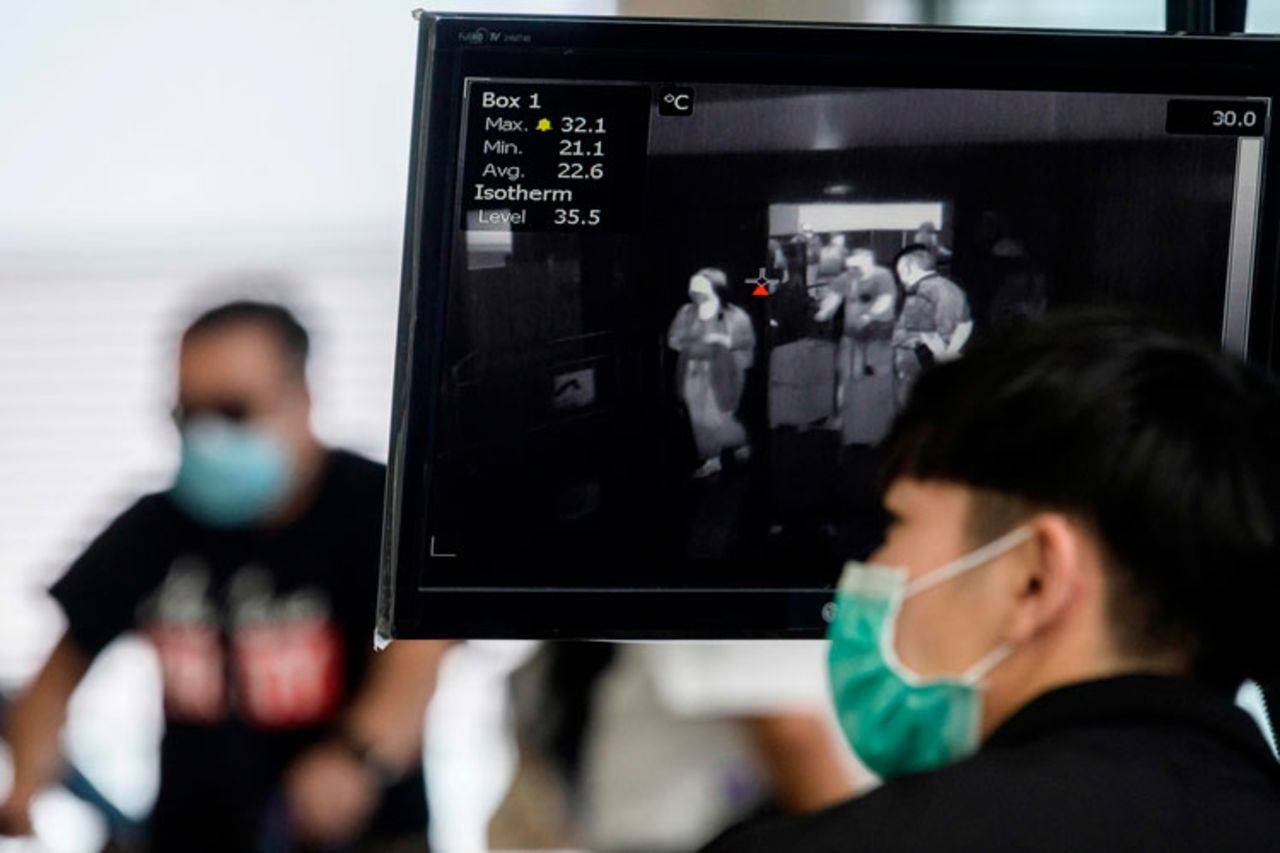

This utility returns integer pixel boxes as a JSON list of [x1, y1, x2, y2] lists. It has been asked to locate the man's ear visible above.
[[1004, 514, 1085, 645]]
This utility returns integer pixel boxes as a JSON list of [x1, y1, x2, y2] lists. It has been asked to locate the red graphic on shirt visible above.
[[232, 618, 345, 729], [147, 624, 227, 723]]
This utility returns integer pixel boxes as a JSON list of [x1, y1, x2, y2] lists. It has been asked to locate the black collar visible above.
[[985, 674, 1280, 779]]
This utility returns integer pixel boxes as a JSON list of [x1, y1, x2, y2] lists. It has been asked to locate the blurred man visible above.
[[892, 244, 972, 406], [911, 221, 952, 269], [0, 301, 448, 852], [790, 223, 822, 287], [816, 248, 899, 446], [706, 312, 1280, 851], [668, 268, 757, 479], [816, 233, 849, 280]]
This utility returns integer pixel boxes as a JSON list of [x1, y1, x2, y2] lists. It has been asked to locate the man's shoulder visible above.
[[106, 491, 185, 533], [704, 768, 981, 853], [323, 449, 387, 498], [865, 267, 897, 295], [868, 265, 895, 284], [671, 303, 698, 325], [709, 726, 1280, 853], [919, 273, 961, 294], [327, 448, 386, 477], [826, 271, 855, 296]]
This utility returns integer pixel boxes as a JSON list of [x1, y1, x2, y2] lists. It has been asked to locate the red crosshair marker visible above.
[[747, 267, 779, 297]]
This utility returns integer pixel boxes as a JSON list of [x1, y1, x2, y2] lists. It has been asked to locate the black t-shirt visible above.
[[50, 450, 427, 851]]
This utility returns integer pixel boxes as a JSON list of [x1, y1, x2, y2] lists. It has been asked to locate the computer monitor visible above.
[[377, 13, 1280, 640]]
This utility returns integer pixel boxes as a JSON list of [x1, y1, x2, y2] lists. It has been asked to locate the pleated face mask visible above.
[[171, 416, 294, 528], [826, 527, 1031, 780]]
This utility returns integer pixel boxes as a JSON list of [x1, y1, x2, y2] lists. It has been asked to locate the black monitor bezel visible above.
[[377, 13, 1280, 641]]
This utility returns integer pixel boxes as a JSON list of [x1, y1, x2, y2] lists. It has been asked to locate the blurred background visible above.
[[3, 1, 1280, 851]]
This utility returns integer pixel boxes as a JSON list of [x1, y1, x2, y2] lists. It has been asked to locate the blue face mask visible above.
[[171, 417, 294, 528], [826, 527, 1031, 780]]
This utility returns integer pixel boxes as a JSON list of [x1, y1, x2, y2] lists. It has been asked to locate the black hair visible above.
[[182, 300, 310, 378], [893, 243, 937, 273], [878, 309, 1280, 685]]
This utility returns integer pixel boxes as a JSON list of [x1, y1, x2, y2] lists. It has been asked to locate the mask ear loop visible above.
[[904, 526, 1032, 598], [902, 527, 1031, 689], [960, 643, 1013, 687]]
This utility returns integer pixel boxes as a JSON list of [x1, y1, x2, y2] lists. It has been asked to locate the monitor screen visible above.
[[378, 15, 1280, 640]]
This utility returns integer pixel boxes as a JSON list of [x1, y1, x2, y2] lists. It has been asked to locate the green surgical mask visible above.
[[826, 527, 1031, 780]]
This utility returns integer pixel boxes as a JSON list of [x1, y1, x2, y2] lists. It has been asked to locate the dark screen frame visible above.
[[377, 13, 1280, 641]]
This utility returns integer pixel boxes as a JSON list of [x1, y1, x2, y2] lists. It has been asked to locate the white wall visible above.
[[1249, 0, 1280, 32], [0, 1, 626, 239], [936, 0, 1165, 29]]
